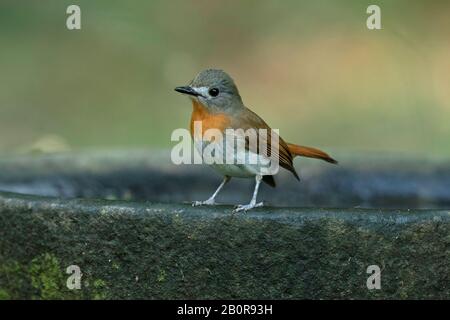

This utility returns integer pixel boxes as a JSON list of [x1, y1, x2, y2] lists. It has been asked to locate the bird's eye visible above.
[[208, 88, 219, 97]]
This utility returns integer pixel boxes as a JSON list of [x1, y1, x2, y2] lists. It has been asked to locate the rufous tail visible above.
[[287, 143, 338, 164]]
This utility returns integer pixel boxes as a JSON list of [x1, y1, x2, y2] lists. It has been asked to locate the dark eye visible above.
[[209, 88, 219, 97]]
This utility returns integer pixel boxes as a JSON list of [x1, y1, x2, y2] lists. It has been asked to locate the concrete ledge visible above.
[[1, 191, 449, 299]]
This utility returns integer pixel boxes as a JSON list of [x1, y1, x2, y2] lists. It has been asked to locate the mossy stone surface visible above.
[[1, 191, 449, 299]]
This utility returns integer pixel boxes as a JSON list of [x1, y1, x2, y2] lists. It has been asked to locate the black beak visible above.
[[174, 86, 200, 97]]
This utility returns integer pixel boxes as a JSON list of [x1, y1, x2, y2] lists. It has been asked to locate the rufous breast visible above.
[[190, 100, 231, 141]]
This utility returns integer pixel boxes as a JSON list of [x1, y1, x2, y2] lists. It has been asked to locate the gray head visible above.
[[175, 69, 243, 111]]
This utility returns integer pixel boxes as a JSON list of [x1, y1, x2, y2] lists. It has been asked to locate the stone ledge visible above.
[[1, 191, 449, 299]]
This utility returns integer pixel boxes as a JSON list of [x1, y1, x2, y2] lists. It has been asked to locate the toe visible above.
[[192, 199, 217, 207], [192, 201, 202, 207], [233, 205, 248, 213], [203, 199, 216, 206], [232, 206, 243, 213], [232, 202, 264, 213]]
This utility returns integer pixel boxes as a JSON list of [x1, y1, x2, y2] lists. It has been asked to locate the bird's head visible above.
[[175, 69, 243, 111]]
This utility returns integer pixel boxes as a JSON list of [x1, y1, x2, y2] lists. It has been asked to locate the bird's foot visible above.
[[192, 198, 216, 207], [233, 201, 263, 213]]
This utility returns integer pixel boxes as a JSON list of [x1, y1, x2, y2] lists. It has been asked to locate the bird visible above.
[[175, 69, 337, 212]]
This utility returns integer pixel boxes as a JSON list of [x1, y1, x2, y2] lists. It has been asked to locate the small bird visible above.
[[175, 69, 337, 212]]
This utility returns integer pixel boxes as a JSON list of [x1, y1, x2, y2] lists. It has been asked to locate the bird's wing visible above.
[[228, 107, 299, 180]]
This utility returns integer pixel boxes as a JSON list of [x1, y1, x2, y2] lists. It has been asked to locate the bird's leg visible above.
[[233, 175, 264, 212], [192, 176, 231, 206]]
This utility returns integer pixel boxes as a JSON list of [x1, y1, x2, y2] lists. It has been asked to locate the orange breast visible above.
[[190, 100, 230, 140]]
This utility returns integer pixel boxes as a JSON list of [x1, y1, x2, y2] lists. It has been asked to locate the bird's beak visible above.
[[174, 86, 202, 97]]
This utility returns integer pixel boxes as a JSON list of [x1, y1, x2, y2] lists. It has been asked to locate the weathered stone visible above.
[[0, 150, 449, 299], [0, 191, 449, 299]]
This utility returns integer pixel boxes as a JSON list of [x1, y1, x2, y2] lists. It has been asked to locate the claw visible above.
[[232, 202, 263, 213], [192, 198, 216, 207]]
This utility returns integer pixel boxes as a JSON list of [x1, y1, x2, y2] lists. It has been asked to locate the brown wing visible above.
[[229, 107, 300, 181]]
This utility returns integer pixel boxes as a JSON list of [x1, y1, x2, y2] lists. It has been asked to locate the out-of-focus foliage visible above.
[[0, 0, 449, 155]]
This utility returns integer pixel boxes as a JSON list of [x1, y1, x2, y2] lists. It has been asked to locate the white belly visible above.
[[193, 136, 276, 178], [210, 163, 257, 178]]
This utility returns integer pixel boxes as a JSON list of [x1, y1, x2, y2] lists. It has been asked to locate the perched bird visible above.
[[175, 69, 337, 212]]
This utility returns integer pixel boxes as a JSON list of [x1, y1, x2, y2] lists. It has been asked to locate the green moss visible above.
[[157, 269, 167, 283], [29, 253, 65, 300], [0, 253, 110, 300], [0, 260, 31, 299], [91, 279, 108, 300], [0, 289, 10, 300]]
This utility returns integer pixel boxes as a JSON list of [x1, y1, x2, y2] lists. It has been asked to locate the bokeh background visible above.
[[0, 0, 449, 156]]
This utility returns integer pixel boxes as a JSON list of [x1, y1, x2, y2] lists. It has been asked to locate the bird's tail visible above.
[[287, 143, 338, 164]]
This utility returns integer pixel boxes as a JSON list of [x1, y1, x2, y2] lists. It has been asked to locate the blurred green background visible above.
[[0, 0, 449, 155]]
